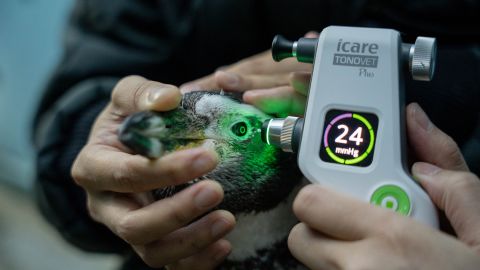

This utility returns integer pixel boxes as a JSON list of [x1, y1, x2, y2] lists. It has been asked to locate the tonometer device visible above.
[[262, 26, 438, 226]]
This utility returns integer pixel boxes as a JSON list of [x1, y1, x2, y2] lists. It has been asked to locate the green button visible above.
[[370, 185, 411, 215]]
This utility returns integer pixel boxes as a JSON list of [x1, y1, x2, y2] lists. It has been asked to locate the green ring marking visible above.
[[345, 152, 369, 165], [326, 147, 345, 164], [353, 113, 372, 130], [366, 128, 375, 154]]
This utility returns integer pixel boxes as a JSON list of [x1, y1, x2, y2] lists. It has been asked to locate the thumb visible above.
[[406, 103, 468, 171], [412, 162, 480, 247], [111, 75, 181, 115]]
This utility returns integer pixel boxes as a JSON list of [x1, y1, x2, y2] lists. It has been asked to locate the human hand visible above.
[[71, 76, 236, 269], [181, 32, 317, 116], [288, 103, 480, 269]]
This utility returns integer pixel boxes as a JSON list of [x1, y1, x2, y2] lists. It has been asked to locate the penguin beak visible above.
[[118, 110, 208, 158]]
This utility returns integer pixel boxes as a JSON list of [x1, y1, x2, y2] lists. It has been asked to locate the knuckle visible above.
[[116, 214, 142, 244], [440, 136, 465, 168], [112, 159, 142, 192], [162, 168, 182, 184], [183, 234, 207, 254], [440, 172, 479, 216], [377, 215, 404, 239], [167, 198, 193, 226], [448, 172, 479, 193], [373, 219, 413, 259], [86, 196, 100, 222], [182, 232, 207, 253], [441, 135, 459, 154], [139, 248, 166, 269], [112, 169, 133, 189], [113, 75, 143, 91], [112, 75, 144, 100], [189, 239, 205, 253], [171, 221, 211, 255], [160, 162, 188, 186], [71, 146, 105, 190], [71, 161, 85, 186], [71, 155, 90, 188]]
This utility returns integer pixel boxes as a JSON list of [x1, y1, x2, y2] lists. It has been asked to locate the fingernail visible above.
[[194, 185, 221, 209], [192, 150, 218, 172], [412, 162, 441, 177], [412, 103, 433, 132], [211, 218, 231, 238], [146, 87, 173, 106], [218, 71, 239, 87]]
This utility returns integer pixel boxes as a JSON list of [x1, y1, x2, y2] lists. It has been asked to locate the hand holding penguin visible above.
[[71, 76, 236, 269]]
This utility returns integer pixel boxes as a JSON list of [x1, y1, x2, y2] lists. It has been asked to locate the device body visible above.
[[269, 26, 438, 227]]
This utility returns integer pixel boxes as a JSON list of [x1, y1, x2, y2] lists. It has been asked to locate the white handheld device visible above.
[[262, 26, 438, 227]]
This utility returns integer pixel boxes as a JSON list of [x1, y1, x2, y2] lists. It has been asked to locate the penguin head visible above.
[[119, 91, 302, 214]]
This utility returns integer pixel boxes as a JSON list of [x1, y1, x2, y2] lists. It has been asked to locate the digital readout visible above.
[[320, 109, 378, 167]]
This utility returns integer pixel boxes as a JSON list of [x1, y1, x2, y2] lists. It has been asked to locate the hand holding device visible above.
[[263, 26, 438, 226]]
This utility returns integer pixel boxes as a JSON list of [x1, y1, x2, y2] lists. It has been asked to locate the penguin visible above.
[[119, 91, 307, 270]]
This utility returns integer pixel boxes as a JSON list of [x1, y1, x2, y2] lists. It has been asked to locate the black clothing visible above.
[[34, 1, 480, 269]]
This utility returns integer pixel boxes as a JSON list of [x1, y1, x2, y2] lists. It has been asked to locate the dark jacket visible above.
[[34, 1, 480, 269]]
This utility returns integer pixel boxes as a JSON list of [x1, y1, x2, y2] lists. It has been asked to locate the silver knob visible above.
[[280, 116, 298, 153], [262, 116, 299, 152], [409, 37, 437, 81]]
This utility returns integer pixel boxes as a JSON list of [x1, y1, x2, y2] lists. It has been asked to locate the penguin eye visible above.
[[231, 122, 248, 137]]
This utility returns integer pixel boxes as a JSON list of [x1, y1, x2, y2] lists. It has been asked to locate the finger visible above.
[[72, 146, 218, 192], [407, 103, 469, 171], [86, 190, 142, 228], [289, 71, 311, 96], [214, 70, 289, 91], [180, 50, 311, 93], [135, 210, 235, 268], [111, 75, 181, 114], [166, 239, 232, 270], [180, 74, 218, 93], [224, 50, 311, 75], [412, 162, 480, 245], [293, 184, 396, 240], [243, 86, 306, 116], [304, 31, 319, 38], [179, 53, 275, 93], [112, 181, 226, 245], [288, 223, 345, 270]]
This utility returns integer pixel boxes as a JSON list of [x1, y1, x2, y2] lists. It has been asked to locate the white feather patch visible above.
[[225, 179, 308, 261], [195, 94, 268, 119]]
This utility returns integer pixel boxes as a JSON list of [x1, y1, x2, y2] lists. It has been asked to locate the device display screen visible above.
[[320, 109, 378, 167]]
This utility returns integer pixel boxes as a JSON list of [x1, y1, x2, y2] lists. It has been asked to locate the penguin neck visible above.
[[225, 179, 308, 261]]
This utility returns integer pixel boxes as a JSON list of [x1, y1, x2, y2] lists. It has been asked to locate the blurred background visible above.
[[0, 0, 120, 269]]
